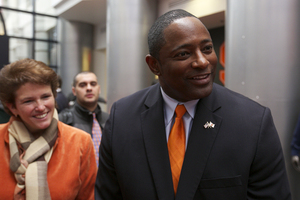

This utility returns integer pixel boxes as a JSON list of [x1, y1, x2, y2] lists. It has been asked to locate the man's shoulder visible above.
[[100, 110, 110, 119], [212, 83, 266, 112], [57, 121, 92, 141], [115, 84, 158, 106], [58, 107, 75, 125]]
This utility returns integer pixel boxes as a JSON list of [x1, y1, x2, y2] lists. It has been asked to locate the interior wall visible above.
[[93, 49, 107, 112], [93, 23, 107, 112], [94, 24, 106, 50], [105, 0, 157, 111], [59, 19, 94, 97]]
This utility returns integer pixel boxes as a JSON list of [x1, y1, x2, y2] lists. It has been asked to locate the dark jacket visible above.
[[58, 101, 109, 137], [0, 102, 10, 124], [291, 114, 300, 156], [95, 83, 291, 200], [55, 89, 69, 113]]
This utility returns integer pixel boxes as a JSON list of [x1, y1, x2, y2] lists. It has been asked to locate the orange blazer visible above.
[[0, 120, 97, 200]]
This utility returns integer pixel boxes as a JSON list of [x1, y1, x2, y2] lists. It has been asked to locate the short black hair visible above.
[[73, 71, 96, 87], [147, 9, 198, 60]]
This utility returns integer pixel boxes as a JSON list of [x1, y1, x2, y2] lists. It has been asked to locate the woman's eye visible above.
[[42, 95, 51, 99]]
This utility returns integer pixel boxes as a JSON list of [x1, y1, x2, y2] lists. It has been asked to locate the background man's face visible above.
[[73, 73, 100, 108], [157, 17, 218, 102]]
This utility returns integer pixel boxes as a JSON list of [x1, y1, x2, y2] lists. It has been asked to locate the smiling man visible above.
[[59, 72, 109, 166], [95, 9, 291, 199]]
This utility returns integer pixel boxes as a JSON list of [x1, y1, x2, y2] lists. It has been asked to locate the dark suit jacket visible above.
[[55, 91, 69, 113], [95, 83, 291, 200]]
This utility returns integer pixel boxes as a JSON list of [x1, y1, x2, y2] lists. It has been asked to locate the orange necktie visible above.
[[168, 104, 186, 194]]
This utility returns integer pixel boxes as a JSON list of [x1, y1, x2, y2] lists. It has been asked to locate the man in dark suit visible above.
[[95, 9, 291, 199]]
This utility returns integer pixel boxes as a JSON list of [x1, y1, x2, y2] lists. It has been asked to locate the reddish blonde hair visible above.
[[0, 58, 58, 116]]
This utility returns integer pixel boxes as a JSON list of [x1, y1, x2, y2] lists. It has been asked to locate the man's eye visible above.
[[91, 82, 98, 86], [176, 52, 189, 58], [203, 46, 213, 53]]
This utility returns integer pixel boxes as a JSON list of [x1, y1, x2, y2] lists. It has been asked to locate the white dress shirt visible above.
[[160, 87, 199, 148]]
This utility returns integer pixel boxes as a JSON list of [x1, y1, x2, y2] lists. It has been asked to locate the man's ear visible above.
[[145, 54, 161, 76], [72, 87, 76, 96]]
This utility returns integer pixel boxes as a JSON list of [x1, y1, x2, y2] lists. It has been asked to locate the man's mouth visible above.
[[86, 94, 94, 98], [191, 74, 210, 80]]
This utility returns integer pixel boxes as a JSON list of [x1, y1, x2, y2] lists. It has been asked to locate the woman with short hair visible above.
[[0, 58, 97, 200]]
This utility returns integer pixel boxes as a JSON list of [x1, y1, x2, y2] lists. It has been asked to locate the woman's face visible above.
[[7, 83, 55, 136]]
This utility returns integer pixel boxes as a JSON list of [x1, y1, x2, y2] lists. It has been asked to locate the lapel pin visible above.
[[204, 121, 215, 129]]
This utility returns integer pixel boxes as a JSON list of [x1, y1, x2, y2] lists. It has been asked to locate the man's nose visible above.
[[191, 50, 209, 69], [87, 84, 92, 90]]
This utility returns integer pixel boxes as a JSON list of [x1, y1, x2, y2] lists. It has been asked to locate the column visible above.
[[106, 0, 157, 110], [225, 1, 300, 199]]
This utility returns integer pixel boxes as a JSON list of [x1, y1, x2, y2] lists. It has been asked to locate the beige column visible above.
[[106, 0, 157, 110], [225, 1, 300, 199]]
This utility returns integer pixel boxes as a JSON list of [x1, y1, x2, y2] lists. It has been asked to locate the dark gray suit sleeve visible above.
[[95, 103, 123, 200], [247, 107, 291, 199], [58, 109, 73, 125]]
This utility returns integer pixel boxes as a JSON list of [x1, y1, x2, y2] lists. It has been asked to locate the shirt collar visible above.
[[74, 101, 101, 116], [160, 87, 199, 124]]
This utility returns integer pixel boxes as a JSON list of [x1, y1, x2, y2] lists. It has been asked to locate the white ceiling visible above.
[[56, 0, 224, 29]]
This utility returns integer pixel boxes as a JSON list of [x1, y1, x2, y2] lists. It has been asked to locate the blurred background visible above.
[[0, 0, 300, 198]]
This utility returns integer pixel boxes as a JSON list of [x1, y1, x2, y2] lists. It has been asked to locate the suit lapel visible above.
[[141, 84, 175, 199], [176, 85, 223, 199]]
